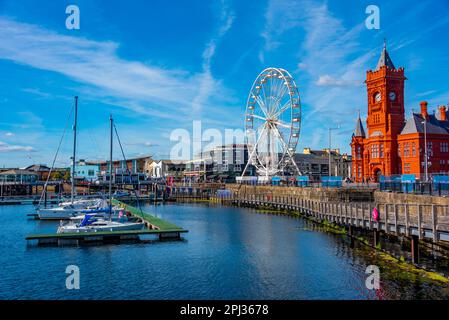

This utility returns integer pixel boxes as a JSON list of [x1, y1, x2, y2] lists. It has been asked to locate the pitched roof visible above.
[[353, 115, 366, 138], [400, 113, 449, 135], [25, 164, 50, 172], [0, 169, 38, 175], [293, 153, 329, 164], [376, 42, 395, 70]]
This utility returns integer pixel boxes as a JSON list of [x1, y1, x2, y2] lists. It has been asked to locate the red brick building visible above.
[[351, 43, 449, 182]]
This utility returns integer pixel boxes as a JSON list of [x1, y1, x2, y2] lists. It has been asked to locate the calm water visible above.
[[1, 202, 449, 300]]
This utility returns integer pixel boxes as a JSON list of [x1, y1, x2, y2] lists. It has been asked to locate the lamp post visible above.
[[328, 126, 341, 177], [421, 120, 429, 182]]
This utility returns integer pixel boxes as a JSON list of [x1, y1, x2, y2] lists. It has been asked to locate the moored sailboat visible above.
[[57, 214, 144, 233]]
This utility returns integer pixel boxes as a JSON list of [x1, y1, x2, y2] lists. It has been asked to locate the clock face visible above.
[[375, 92, 381, 102], [389, 92, 396, 101]]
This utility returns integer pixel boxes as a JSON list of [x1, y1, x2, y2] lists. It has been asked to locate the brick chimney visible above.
[[439, 105, 447, 121], [420, 101, 429, 120]]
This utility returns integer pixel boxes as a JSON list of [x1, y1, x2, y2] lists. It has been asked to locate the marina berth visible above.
[[57, 214, 145, 233], [36, 198, 108, 220]]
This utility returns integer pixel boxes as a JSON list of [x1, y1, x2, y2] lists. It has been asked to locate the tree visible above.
[[51, 171, 62, 181], [63, 170, 71, 182]]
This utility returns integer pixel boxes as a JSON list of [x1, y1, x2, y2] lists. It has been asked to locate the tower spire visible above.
[[376, 39, 395, 70], [353, 113, 366, 138]]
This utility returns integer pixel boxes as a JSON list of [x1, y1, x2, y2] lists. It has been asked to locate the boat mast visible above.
[[71, 96, 78, 204], [109, 114, 113, 218]]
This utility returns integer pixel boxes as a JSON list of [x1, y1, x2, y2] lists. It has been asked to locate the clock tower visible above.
[[365, 41, 406, 142], [351, 41, 406, 181]]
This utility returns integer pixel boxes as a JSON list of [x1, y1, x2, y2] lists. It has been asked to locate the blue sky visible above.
[[0, 0, 449, 167]]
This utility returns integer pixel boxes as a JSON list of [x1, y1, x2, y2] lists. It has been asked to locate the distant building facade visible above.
[[0, 169, 38, 183], [291, 153, 329, 181], [93, 155, 152, 184], [184, 144, 251, 182], [148, 160, 187, 179], [73, 160, 100, 182], [25, 164, 51, 181], [94, 155, 153, 175], [298, 148, 352, 178]]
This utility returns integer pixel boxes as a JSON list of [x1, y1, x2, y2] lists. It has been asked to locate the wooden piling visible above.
[[411, 235, 420, 264]]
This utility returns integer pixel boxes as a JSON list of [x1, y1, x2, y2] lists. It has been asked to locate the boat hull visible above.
[[57, 222, 145, 234], [37, 209, 78, 220]]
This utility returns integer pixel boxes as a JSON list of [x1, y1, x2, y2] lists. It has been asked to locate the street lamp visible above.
[[328, 125, 341, 177], [421, 120, 429, 182]]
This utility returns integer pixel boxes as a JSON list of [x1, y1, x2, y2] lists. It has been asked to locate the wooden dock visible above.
[[26, 200, 188, 246]]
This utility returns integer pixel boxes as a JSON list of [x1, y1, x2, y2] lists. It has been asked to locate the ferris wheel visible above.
[[241, 67, 301, 177]]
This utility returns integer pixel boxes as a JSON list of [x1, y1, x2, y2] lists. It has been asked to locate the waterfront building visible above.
[[350, 42, 449, 182], [148, 160, 187, 179], [184, 157, 213, 183], [0, 169, 38, 183], [24, 164, 50, 181], [302, 148, 352, 178], [73, 159, 100, 182], [94, 155, 153, 175], [89, 155, 152, 184], [184, 144, 252, 182], [290, 153, 328, 181], [209, 144, 251, 181]]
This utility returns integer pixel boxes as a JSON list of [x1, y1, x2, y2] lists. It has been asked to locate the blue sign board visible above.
[[433, 176, 449, 183], [297, 176, 309, 187], [271, 176, 281, 186], [321, 176, 342, 188], [401, 174, 416, 193]]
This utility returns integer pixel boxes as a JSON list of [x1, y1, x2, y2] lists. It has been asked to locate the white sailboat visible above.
[[57, 114, 145, 234], [57, 214, 144, 233]]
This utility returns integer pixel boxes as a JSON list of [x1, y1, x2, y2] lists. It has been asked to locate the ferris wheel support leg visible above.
[[289, 155, 301, 176], [271, 123, 301, 176], [241, 142, 259, 177], [241, 124, 268, 177], [241, 160, 251, 177]]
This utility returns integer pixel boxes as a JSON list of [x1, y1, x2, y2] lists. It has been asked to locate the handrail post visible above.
[[418, 204, 423, 240], [432, 205, 438, 242], [394, 204, 398, 234], [405, 204, 410, 237]]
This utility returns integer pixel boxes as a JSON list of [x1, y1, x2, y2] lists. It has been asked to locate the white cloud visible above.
[[415, 90, 437, 98], [316, 75, 363, 87], [0, 16, 234, 122], [22, 88, 51, 98], [5, 132, 14, 137], [125, 141, 159, 147], [0, 141, 35, 152]]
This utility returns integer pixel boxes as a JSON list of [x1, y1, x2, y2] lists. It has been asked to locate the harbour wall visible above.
[[225, 184, 375, 203]]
